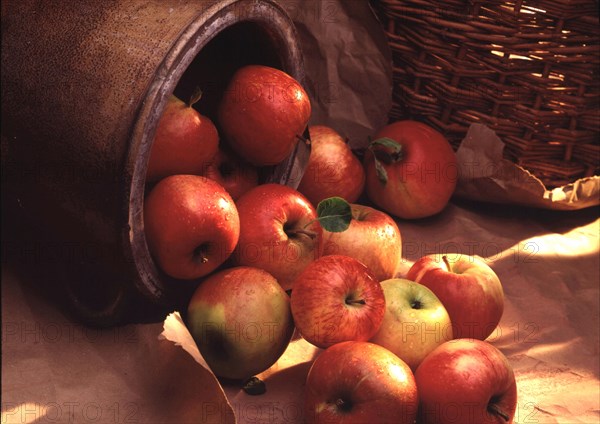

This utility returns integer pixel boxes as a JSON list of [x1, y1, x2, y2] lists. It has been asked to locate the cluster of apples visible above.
[[298, 255, 516, 424], [143, 64, 517, 423], [144, 64, 312, 281]]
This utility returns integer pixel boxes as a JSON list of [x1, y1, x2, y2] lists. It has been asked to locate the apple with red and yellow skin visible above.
[[186, 266, 294, 380], [146, 94, 219, 182], [218, 65, 311, 166], [144, 174, 239, 280], [370, 278, 453, 371], [297, 125, 365, 205], [231, 183, 323, 291], [407, 254, 504, 340], [364, 120, 457, 219], [200, 147, 258, 200], [290, 255, 386, 349], [415, 339, 517, 424], [304, 341, 418, 424], [322, 203, 401, 282]]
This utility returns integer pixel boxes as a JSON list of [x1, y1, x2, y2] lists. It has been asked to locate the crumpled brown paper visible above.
[[283, 0, 393, 150], [454, 124, 599, 211], [160, 312, 319, 424]]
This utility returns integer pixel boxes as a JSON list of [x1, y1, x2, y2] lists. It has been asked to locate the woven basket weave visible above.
[[373, 0, 600, 188]]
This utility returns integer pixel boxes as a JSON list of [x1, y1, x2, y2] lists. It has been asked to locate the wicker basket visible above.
[[373, 0, 600, 188]]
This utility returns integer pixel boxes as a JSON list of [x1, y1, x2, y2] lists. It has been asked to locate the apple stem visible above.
[[334, 398, 352, 412], [345, 298, 366, 306], [286, 228, 317, 239], [188, 86, 203, 108], [193, 245, 210, 264], [442, 255, 451, 272], [197, 253, 209, 264], [487, 403, 510, 422], [296, 133, 311, 145]]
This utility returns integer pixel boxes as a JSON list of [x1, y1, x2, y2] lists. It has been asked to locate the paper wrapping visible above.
[[454, 124, 600, 211], [283, 0, 393, 151], [160, 313, 319, 424]]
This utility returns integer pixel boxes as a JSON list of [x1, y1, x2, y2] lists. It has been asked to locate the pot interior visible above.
[[131, 16, 300, 312]]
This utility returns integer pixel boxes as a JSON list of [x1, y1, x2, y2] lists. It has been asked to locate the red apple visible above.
[[415, 339, 517, 424], [144, 175, 239, 280], [199, 147, 258, 200], [217, 65, 311, 166], [297, 125, 365, 205], [186, 266, 294, 380], [407, 254, 504, 340], [290, 255, 385, 348], [322, 203, 402, 281], [304, 341, 418, 424], [146, 94, 219, 182], [231, 183, 323, 291], [370, 278, 453, 371], [363, 120, 457, 219]]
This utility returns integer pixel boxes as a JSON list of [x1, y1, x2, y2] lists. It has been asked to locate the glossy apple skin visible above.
[[304, 341, 418, 424], [231, 183, 323, 291], [290, 255, 386, 349], [297, 125, 365, 205], [218, 65, 311, 166], [364, 120, 457, 219], [370, 279, 453, 371], [146, 95, 219, 182], [415, 339, 517, 424], [407, 254, 504, 340], [323, 204, 401, 281], [200, 148, 258, 200], [144, 175, 239, 280], [186, 266, 294, 380]]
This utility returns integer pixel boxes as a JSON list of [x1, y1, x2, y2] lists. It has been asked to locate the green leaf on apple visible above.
[[368, 137, 402, 185], [369, 137, 403, 159], [373, 158, 388, 185], [315, 197, 352, 233]]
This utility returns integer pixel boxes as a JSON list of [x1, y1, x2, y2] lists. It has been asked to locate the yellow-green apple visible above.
[[199, 147, 258, 200], [322, 203, 402, 281], [144, 175, 239, 280], [290, 255, 385, 348], [363, 120, 457, 219], [297, 125, 365, 205], [146, 93, 219, 182], [415, 339, 517, 424], [186, 266, 294, 380], [407, 254, 504, 340], [370, 278, 453, 371], [218, 65, 311, 166], [231, 183, 323, 291], [304, 341, 418, 424]]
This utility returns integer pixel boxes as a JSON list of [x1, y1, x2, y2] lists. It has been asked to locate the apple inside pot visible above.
[[200, 146, 258, 200], [144, 174, 240, 281], [217, 65, 312, 167]]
